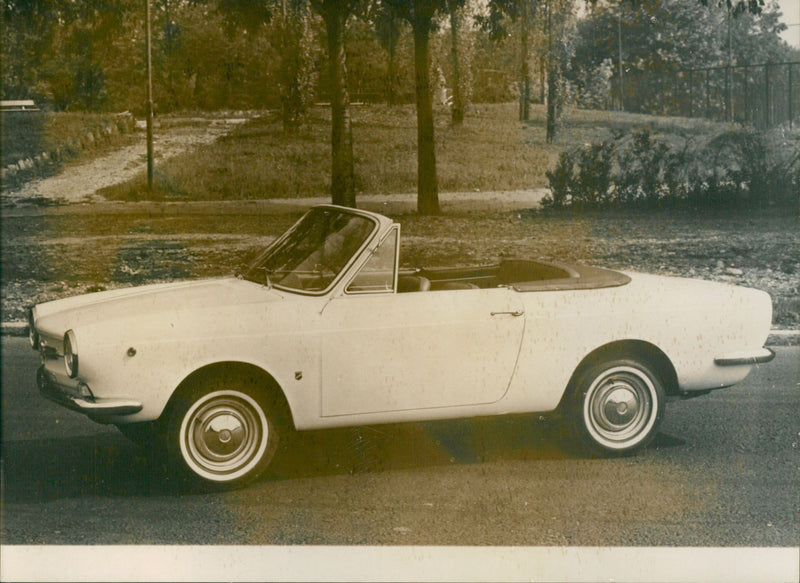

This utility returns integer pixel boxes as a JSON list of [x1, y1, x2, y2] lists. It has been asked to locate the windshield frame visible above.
[[343, 225, 400, 296], [242, 206, 381, 296]]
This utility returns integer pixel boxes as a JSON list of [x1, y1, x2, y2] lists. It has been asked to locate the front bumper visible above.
[[714, 347, 776, 366], [37, 366, 143, 419]]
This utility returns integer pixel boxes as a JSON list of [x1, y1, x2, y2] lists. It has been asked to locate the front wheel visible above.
[[568, 358, 665, 456], [165, 379, 280, 489]]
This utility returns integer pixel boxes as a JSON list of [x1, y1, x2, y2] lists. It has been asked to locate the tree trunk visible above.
[[545, 0, 557, 144], [449, 1, 464, 125], [546, 60, 557, 143], [324, 5, 356, 208], [539, 57, 545, 104], [279, 15, 296, 133], [519, 2, 530, 122], [387, 41, 398, 106], [412, 9, 440, 215]]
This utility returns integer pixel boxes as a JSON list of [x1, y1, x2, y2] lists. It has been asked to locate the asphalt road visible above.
[[1, 337, 798, 548]]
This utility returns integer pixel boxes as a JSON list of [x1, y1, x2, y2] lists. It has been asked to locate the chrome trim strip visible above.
[[714, 347, 776, 366]]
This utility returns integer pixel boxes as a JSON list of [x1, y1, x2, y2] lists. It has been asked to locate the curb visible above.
[[2, 320, 797, 345], [2, 322, 27, 337], [766, 330, 800, 346], [1, 189, 551, 216]]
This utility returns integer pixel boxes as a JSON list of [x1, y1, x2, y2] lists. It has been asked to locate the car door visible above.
[[318, 229, 525, 417]]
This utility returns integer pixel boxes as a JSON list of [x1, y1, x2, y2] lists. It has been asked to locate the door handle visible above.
[[490, 310, 524, 317]]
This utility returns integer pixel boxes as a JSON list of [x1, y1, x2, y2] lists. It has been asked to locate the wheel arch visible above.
[[164, 361, 295, 431], [556, 340, 679, 413]]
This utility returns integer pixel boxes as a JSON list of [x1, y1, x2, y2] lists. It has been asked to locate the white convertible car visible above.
[[29, 205, 775, 488]]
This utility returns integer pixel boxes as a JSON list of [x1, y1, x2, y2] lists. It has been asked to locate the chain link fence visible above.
[[615, 61, 800, 129]]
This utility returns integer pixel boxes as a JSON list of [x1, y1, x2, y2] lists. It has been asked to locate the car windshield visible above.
[[242, 207, 377, 293]]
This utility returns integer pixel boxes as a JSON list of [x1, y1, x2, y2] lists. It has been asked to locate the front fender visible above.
[[61, 301, 325, 425]]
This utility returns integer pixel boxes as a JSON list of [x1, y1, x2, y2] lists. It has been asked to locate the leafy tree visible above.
[[215, 0, 315, 130], [570, 0, 794, 115], [471, 12, 518, 103], [698, 0, 764, 15], [272, 1, 318, 131], [170, 5, 241, 110], [545, 0, 574, 143], [311, 0, 359, 207], [217, 0, 356, 205], [2, 0, 133, 110], [373, 0, 406, 104], [480, 0, 540, 121], [384, 0, 465, 215], [342, 16, 402, 101], [445, 0, 470, 124], [1, 0, 62, 101], [483, 0, 574, 139]]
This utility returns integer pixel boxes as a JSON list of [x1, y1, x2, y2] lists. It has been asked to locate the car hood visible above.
[[34, 278, 283, 336]]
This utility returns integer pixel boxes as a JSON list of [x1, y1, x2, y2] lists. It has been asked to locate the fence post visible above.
[[673, 71, 679, 116], [743, 65, 749, 125], [642, 61, 797, 126], [725, 65, 732, 122], [765, 62, 772, 128], [789, 65, 794, 129]]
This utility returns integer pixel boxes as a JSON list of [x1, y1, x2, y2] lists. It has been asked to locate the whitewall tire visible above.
[[570, 358, 665, 456], [166, 380, 279, 489]]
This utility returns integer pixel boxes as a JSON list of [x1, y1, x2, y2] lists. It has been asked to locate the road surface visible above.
[[2, 337, 797, 549]]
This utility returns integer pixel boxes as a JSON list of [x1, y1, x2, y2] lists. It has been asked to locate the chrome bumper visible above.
[[714, 347, 776, 367], [37, 366, 143, 419]]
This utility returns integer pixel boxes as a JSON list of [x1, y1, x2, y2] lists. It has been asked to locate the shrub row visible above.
[[544, 127, 799, 210]]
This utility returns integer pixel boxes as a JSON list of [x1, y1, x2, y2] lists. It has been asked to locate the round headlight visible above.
[[64, 329, 79, 378], [27, 307, 39, 350]]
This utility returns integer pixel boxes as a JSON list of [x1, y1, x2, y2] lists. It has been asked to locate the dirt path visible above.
[[1, 113, 549, 212], [1, 118, 251, 206]]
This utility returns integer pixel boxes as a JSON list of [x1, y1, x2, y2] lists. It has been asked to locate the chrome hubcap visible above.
[[197, 412, 246, 458], [180, 391, 268, 481], [584, 366, 656, 448], [602, 386, 640, 426]]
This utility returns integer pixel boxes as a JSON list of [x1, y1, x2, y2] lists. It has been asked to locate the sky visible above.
[[776, 0, 799, 47]]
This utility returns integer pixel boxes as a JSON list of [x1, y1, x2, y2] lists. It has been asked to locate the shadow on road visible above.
[[2, 415, 686, 500], [266, 415, 582, 482], [1, 433, 174, 502]]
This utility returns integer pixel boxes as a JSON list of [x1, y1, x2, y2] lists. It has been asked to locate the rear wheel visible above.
[[164, 376, 280, 489], [569, 358, 665, 456]]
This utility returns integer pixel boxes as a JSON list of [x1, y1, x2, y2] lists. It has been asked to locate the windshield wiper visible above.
[[237, 266, 274, 289], [259, 267, 274, 290]]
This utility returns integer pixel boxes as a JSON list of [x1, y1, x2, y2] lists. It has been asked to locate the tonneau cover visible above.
[[511, 263, 631, 292]]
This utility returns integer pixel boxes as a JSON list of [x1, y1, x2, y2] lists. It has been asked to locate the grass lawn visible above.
[[98, 103, 728, 201]]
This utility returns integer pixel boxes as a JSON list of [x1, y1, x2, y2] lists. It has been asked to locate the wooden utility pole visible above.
[[617, 8, 624, 111], [146, 0, 154, 190]]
